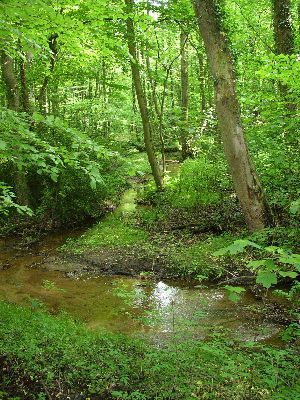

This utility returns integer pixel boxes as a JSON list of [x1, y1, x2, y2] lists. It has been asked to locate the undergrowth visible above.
[[0, 302, 299, 399]]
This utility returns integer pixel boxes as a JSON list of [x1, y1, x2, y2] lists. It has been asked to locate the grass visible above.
[[0, 301, 300, 399], [62, 215, 149, 254], [169, 233, 240, 279]]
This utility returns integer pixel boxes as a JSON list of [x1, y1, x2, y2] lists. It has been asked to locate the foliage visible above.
[[0, 182, 32, 216], [0, 108, 129, 227], [169, 234, 238, 279], [1, 301, 300, 399], [165, 156, 231, 208], [214, 239, 299, 289]]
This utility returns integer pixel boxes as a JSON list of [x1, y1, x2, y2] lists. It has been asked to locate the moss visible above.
[[62, 216, 149, 254]]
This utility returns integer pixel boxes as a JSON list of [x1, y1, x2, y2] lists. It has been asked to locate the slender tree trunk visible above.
[[101, 59, 110, 137], [124, 0, 163, 190], [197, 52, 206, 112], [192, 0, 272, 231], [38, 33, 58, 115], [1, 50, 30, 206], [272, 0, 295, 109], [19, 55, 31, 113], [146, 56, 166, 173], [180, 31, 189, 160]]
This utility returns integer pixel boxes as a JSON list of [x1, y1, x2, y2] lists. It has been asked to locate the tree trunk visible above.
[[197, 52, 206, 112], [272, 0, 294, 55], [180, 31, 189, 160], [272, 0, 295, 109], [1, 50, 30, 206], [19, 55, 31, 113], [1, 51, 19, 111], [145, 56, 166, 173], [38, 33, 58, 115], [124, 0, 163, 190], [192, 0, 271, 231]]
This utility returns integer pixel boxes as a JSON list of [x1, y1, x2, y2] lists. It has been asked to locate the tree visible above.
[[1, 51, 19, 111], [272, 0, 295, 109], [272, 0, 294, 55], [1, 47, 31, 207], [180, 30, 189, 160], [192, 0, 272, 231], [124, 0, 163, 190]]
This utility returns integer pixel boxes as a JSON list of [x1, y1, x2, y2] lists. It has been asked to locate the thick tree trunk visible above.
[[1, 51, 19, 111], [272, 0, 294, 55], [180, 31, 189, 161], [124, 0, 163, 190], [272, 0, 295, 109], [192, 0, 271, 231]]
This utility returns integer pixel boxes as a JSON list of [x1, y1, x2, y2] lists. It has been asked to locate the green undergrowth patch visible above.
[[62, 215, 149, 254], [169, 233, 243, 279], [0, 302, 300, 399]]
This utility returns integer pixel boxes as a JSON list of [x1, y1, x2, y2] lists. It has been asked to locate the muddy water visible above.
[[0, 232, 284, 344]]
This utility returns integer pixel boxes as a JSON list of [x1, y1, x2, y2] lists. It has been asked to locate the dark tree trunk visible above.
[[124, 0, 163, 190], [38, 33, 58, 115], [1, 51, 19, 111], [1, 50, 30, 206], [180, 31, 189, 161], [272, 0, 294, 55], [272, 0, 295, 109], [192, 0, 272, 231]]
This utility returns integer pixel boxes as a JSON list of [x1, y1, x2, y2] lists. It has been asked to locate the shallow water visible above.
[[0, 232, 284, 344]]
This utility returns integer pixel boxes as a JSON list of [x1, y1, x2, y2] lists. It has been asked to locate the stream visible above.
[[0, 231, 285, 345], [0, 175, 287, 345]]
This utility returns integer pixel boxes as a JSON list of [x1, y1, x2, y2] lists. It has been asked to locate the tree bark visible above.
[[1, 49, 30, 206], [272, 0, 295, 110], [192, 0, 271, 231], [197, 52, 206, 112], [1, 51, 19, 111], [124, 0, 163, 190], [180, 31, 189, 160], [272, 0, 294, 55], [38, 33, 58, 115], [19, 55, 31, 113]]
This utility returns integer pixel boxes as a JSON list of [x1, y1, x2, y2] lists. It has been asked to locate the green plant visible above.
[[165, 156, 231, 208], [1, 301, 300, 399], [0, 182, 33, 216]]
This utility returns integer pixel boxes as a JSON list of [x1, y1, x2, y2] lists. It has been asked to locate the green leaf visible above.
[[290, 199, 300, 215], [213, 240, 262, 256], [278, 271, 298, 278], [248, 259, 266, 269], [32, 112, 44, 122], [224, 285, 246, 294], [90, 177, 96, 190], [256, 271, 277, 289], [0, 139, 7, 150], [228, 292, 241, 303]]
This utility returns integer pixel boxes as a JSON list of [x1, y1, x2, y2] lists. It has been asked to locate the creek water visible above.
[[0, 231, 284, 344], [0, 171, 287, 344]]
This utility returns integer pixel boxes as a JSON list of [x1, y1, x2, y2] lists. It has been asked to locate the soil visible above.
[[41, 245, 173, 279]]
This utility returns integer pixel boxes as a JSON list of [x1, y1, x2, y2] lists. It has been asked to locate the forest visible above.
[[0, 0, 299, 399]]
